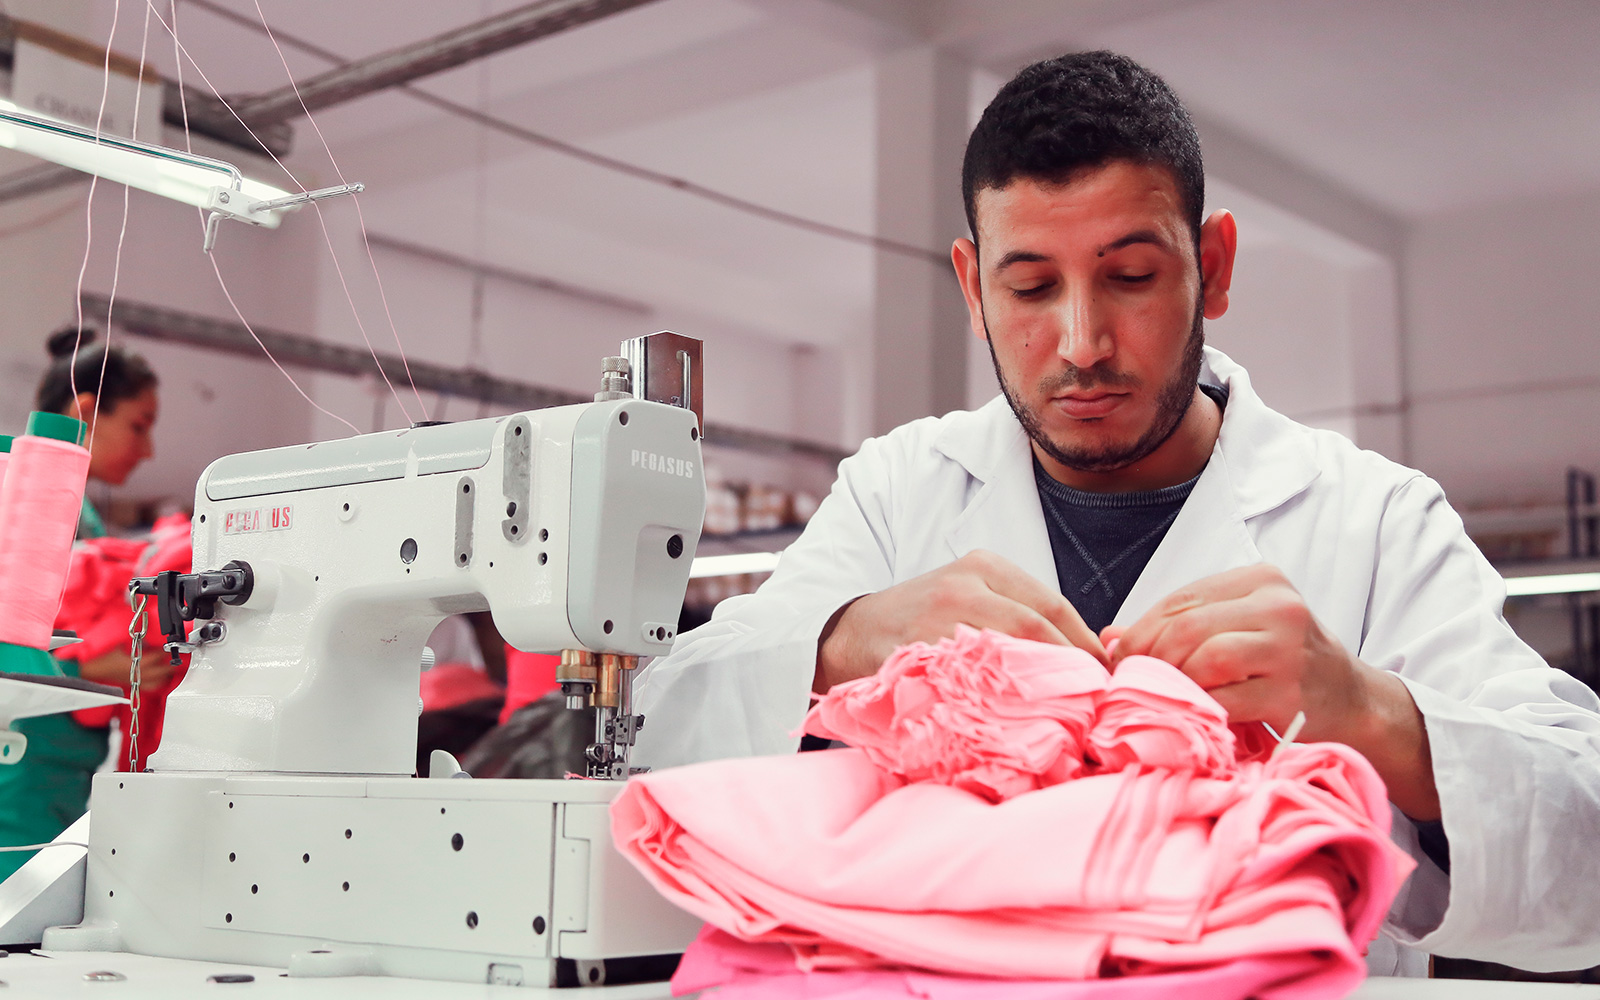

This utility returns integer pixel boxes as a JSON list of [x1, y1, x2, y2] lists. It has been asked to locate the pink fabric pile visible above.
[[611, 626, 1413, 999]]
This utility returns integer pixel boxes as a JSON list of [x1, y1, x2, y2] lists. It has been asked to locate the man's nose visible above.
[[1053, 285, 1114, 370]]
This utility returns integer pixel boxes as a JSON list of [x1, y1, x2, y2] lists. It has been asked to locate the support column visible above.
[[868, 46, 972, 438]]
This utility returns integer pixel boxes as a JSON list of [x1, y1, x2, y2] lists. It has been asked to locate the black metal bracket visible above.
[[129, 560, 254, 665], [1568, 469, 1599, 687]]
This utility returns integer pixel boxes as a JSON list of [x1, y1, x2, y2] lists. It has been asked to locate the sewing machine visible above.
[[30, 334, 709, 988]]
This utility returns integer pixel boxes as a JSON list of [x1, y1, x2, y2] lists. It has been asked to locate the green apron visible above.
[[0, 496, 113, 879]]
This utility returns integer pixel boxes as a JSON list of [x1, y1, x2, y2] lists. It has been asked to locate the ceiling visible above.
[[31, 0, 1600, 353]]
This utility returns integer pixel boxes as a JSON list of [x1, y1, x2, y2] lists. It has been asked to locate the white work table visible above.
[[1, 951, 1597, 999]]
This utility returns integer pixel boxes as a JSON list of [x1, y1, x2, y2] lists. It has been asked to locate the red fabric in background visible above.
[[420, 662, 504, 712], [56, 514, 191, 771], [500, 646, 560, 724]]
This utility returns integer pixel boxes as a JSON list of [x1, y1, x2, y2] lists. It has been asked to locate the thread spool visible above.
[[0, 434, 11, 497], [0, 412, 89, 652]]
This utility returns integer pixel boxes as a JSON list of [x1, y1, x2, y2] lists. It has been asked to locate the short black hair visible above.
[[36, 327, 158, 415], [962, 51, 1204, 248]]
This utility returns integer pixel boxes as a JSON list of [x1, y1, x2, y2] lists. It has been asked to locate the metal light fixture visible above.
[[1504, 572, 1600, 598], [689, 551, 783, 579], [0, 100, 360, 251]]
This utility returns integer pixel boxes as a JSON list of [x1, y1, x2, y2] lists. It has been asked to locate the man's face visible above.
[[956, 162, 1224, 477]]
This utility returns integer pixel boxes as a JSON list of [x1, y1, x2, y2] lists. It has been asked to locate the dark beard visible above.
[[988, 299, 1206, 474]]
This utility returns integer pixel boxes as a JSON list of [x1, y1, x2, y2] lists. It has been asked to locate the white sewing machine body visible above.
[[58, 772, 692, 987], [156, 396, 703, 776], [37, 371, 709, 988]]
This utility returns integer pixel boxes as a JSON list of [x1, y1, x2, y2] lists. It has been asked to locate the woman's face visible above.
[[74, 387, 158, 485]]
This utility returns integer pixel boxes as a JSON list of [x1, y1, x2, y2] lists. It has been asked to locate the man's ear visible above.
[[1199, 209, 1237, 320], [952, 237, 988, 340]]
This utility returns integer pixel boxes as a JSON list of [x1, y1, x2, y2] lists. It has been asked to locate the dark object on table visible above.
[[461, 691, 593, 779]]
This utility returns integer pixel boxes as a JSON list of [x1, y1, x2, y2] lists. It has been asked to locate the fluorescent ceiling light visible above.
[[0, 99, 289, 221], [689, 551, 782, 579], [688, 553, 1600, 594], [1504, 573, 1600, 597]]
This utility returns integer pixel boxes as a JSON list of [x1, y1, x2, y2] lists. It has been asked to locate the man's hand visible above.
[[1110, 564, 1439, 819], [815, 550, 1105, 694]]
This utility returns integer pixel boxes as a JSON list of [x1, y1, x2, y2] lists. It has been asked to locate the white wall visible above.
[[0, 171, 844, 514], [1405, 187, 1600, 510], [0, 176, 319, 511]]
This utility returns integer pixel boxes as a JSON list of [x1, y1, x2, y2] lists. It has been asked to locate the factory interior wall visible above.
[[295, 206, 837, 495], [0, 184, 321, 515], [0, 186, 837, 513], [1404, 186, 1600, 512]]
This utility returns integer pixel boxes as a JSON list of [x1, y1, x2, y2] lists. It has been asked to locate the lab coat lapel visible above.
[[936, 398, 1059, 590], [1112, 438, 1259, 625], [1114, 347, 1322, 625]]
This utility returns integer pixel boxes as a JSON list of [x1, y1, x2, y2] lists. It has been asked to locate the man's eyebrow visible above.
[[1096, 230, 1174, 256], [992, 250, 1052, 270]]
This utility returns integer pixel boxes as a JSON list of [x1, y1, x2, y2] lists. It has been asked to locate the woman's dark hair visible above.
[[36, 327, 158, 415], [961, 51, 1204, 249]]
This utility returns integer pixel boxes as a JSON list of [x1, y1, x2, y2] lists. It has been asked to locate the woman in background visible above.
[[34, 327, 158, 540], [0, 329, 165, 880]]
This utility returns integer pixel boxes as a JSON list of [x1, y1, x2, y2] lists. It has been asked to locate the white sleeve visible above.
[[1361, 475, 1600, 971], [632, 435, 902, 770]]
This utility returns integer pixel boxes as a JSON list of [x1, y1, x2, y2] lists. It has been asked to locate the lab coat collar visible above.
[[931, 347, 1323, 606], [934, 396, 1061, 587], [1198, 347, 1324, 521]]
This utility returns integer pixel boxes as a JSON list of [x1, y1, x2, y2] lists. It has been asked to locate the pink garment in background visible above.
[[57, 513, 192, 771], [500, 646, 560, 724], [419, 662, 503, 713], [612, 626, 1413, 998]]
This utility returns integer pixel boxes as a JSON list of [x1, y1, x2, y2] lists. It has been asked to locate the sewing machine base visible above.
[[43, 772, 699, 988]]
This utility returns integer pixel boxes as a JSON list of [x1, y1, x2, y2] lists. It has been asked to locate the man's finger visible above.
[[964, 591, 1075, 649], [968, 557, 1105, 660], [1112, 566, 1280, 663], [1125, 592, 1274, 670], [1143, 564, 1277, 619], [1179, 630, 1274, 689], [1203, 675, 1296, 732]]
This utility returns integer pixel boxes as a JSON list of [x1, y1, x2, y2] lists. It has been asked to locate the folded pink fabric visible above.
[[612, 627, 1413, 998], [673, 925, 1364, 1000]]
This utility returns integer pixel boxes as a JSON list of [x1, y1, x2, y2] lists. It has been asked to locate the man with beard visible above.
[[634, 51, 1600, 974]]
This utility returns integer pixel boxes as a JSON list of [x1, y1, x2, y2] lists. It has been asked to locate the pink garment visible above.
[[57, 513, 192, 771], [611, 627, 1413, 998], [674, 925, 1361, 1000]]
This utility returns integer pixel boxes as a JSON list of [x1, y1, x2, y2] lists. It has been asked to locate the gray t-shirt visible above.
[[1033, 461, 1200, 634], [1032, 382, 1227, 633]]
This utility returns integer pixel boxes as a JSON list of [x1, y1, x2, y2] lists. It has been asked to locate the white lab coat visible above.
[[635, 347, 1600, 975]]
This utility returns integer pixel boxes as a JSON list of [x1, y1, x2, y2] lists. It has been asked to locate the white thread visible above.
[[146, 0, 424, 430], [209, 254, 360, 435], [69, 0, 124, 411], [90, 0, 157, 460], [249, 0, 428, 423], [0, 842, 90, 853], [1266, 710, 1308, 763], [145, 0, 363, 434]]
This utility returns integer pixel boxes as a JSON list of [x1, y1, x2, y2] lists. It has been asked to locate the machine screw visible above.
[[595, 356, 633, 401]]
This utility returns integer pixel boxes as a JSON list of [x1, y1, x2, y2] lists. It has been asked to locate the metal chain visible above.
[[127, 593, 147, 772]]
